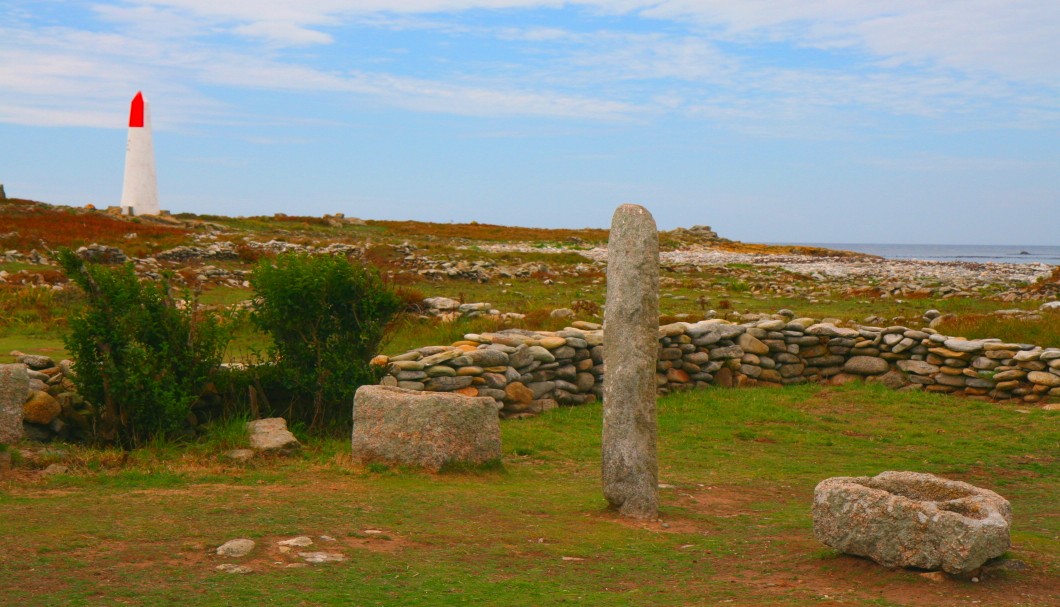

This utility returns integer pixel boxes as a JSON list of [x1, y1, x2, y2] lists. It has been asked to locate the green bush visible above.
[[249, 253, 402, 432], [56, 250, 228, 447]]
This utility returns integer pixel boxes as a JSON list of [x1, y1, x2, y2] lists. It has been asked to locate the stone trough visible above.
[[813, 471, 1012, 574], [352, 385, 502, 472]]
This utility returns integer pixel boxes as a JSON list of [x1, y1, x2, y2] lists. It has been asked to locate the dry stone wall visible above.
[[377, 316, 1060, 417]]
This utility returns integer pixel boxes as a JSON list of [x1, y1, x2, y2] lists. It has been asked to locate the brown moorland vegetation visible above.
[[368, 219, 609, 243], [0, 199, 189, 255]]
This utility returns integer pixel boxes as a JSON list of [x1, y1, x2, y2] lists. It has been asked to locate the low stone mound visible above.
[[351, 385, 501, 472], [813, 471, 1011, 574]]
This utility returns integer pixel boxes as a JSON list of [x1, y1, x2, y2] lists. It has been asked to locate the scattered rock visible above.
[[299, 551, 346, 564], [278, 536, 314, 547], [41, 463, 69, 476], [216, 539, 256, 558], [215, 564, 253, 574], [224, 449, 255, 462]]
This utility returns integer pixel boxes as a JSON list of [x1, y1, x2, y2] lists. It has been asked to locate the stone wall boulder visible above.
[[842, 356, 890, 375], [813, 471, 1011, 574], [22, 391, 61, 425], [0, 364, 29, 444], [352, 385, 501, 472]]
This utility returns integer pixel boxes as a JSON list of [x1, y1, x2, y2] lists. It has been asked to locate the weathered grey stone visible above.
[[1027, 371, 1060, 387], [806, 323, 859, 338], [897, 360, 939, 376], [246, 417, 301, 452], [464, 349, 509, 367], [813, 471, 1011, 574], [13, 353, 56, 370], [709, 345, 743, 360], [526, 346, 556, 363], [713, 324, 745, 340], [602, 204, 659, 520], [424, 376, 474, 392], [843, 356, 890, 376], [737, 333, 769, 355], [352, 385, 501, 472], [0, 364, 28, 444], [423, 296, 461, 311]]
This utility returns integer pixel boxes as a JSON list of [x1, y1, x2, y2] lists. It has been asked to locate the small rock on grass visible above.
[[246, 418, 301, 453], [224, 449, 255, 462], [278, 536, 313, 547], [299, 551, 346, 563], [216, 538, 255, 557], [216, 564, 253, 574]]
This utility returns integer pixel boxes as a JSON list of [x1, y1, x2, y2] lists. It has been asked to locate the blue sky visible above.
[[1, 1, 1058, 244]]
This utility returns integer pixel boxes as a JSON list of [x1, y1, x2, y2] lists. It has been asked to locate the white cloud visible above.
[[119, 0, 1060, 83], [0, 0, 1058, 131]]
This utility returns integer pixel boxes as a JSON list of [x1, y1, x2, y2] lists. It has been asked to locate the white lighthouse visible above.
[[120, 91, 159, 216]]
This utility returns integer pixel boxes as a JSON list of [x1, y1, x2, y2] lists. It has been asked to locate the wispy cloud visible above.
[[0, 0, 1057, 132]]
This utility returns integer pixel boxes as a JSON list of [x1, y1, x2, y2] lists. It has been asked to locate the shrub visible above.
[[56, 249, 228, 447], [249, 253, 402, 432]]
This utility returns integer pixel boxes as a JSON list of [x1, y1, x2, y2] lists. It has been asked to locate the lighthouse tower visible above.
[[120, 91, 159, 216]]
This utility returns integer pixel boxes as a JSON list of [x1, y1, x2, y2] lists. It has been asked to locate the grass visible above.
[[1, 383, 1057, 606], [934, 310, 1060, 348]]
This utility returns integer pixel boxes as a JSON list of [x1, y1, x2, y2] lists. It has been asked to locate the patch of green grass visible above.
[[934, 310, 1060, 348], [0, 262, 53, 273], [0, 335, 68, 363], [198, 286, 254, 306]]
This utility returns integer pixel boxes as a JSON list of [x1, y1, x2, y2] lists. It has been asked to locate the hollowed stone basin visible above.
[[813, 471, 1011, 574]]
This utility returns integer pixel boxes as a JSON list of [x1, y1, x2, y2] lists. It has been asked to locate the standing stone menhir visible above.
[[602, 204, 659, 520]]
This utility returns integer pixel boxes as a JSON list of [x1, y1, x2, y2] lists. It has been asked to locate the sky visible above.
[[1, 1, 1058, 245]]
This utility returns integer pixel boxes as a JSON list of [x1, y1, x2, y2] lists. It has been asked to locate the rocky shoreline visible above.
[[477, 242, 1055, 285]]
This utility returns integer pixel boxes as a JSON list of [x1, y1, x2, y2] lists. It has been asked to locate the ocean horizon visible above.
[[778, 243, 1060, 265]]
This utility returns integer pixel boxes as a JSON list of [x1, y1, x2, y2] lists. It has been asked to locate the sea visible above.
[[784, 243, 1060, 266]]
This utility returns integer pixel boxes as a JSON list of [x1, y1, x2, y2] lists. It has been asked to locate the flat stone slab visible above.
[[352, 385, 501, 472], [813, 471, 1011, 574]]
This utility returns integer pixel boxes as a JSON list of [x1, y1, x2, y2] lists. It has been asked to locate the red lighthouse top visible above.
[[129, 91, 145, 128]]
